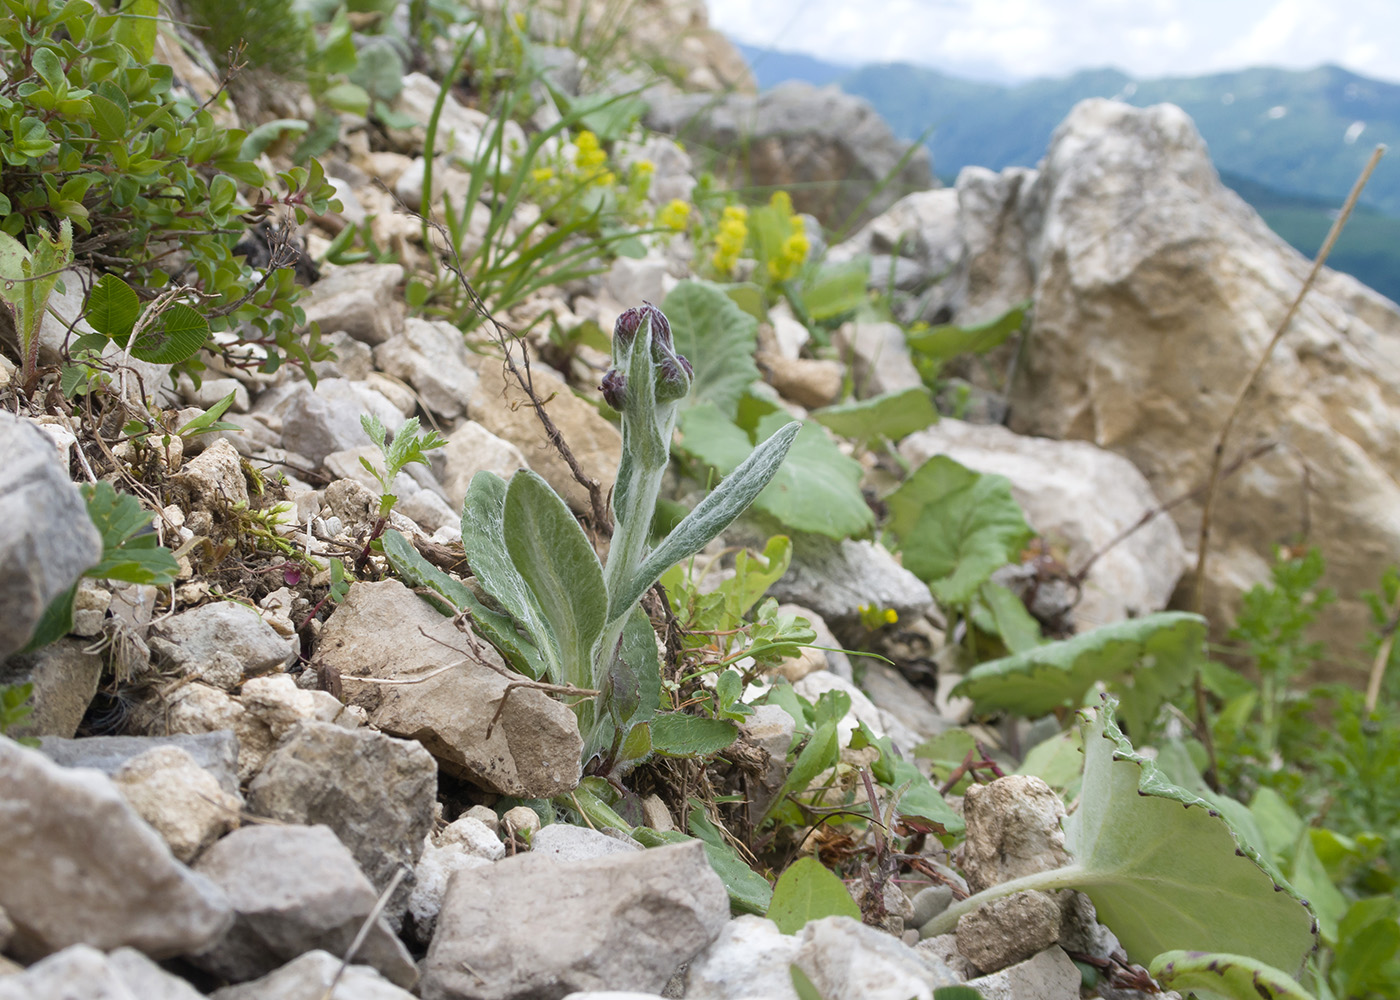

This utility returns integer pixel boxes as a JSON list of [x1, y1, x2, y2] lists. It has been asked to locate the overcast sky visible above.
[[707, 0, 1400, 85]]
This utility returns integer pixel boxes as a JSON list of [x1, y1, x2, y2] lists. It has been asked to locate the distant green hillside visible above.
[[737, 45, 1400, 302], [739, 46, 1400, 218]]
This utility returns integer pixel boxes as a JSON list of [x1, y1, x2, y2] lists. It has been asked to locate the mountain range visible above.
[[735, 44, 1400, 301]]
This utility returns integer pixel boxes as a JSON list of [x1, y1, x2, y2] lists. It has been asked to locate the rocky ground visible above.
[[3, 1, 1398, 997]]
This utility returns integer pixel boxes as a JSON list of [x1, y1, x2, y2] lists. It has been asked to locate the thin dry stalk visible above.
[[1190, 144, 1386, 614], [1185, 143, 1385, 788], [1365, 584, 1400, 714], [318, 865, 408, 1000], [429, 217, 613, 534]]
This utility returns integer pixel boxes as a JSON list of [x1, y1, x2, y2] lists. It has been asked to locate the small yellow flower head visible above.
[[884, 608, 898, 625], [711, 205, 749, 276], [573, 130, 607, 171], [657, 199, 691, 231], [594, 170, 617, 188], [530, 166, 554, 183], [634, 159, 655, 176]]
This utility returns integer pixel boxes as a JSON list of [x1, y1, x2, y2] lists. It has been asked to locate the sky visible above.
[[707, 0, 1400, 85]]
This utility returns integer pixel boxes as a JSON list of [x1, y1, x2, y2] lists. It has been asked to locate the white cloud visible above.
[[708, 0, 1400, 84]]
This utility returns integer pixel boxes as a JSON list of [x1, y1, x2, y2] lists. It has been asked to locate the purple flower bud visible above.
[[655, 352, 693, 402], [613, 301, 672, 351], [600, 368, 627, 410], [613, 306, 644, 348]]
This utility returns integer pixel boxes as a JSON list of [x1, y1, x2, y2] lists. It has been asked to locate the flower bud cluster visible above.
[[600, 302, 692, 411]]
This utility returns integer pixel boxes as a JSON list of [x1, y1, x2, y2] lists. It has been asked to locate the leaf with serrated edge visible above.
[[951, 612, 1206, 735], [921, 699, 1316, 974], [1149, 952, 1316, 1000], [503, 470, 606, 693], [768, 856, 862, 934], [613, 418, 800, 622], [885, 455, 1031, 605]]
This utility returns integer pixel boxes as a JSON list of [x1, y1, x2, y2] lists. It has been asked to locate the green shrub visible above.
[[0, 0, 338, 383]]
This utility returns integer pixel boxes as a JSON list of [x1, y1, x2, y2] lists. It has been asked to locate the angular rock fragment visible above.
[[422, 841, 728, 1000], [316, 580, 582, 797], [246, 719, 436, 924], [192, 824, 418, 988], [0, 736, 231, 961]]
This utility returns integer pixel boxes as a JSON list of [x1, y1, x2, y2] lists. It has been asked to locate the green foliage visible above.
[[1150, 951, 1316, 1000], [662, 280, 760, 419], [0, 217, 71, 384], [389, 303, 798, 780], [883, 455, 1033, 606], [905, 300, 1029, 364], [811, 387, 938, 445], [767, 856, 862, 934], [923, 700, 1318, 974], [0, 0, 339, 382], [677, 400, 873, 540], [951, 612, 1207, 736], [0, 682, 37, 744], [80, 481, 179, 585], [359, 414, 448, 521], [22, 481, 178, 653]]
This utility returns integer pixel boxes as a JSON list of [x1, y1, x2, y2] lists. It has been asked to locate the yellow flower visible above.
[[769, 190, 794, 216], [633, 159, 655, 176], [711, 205, 749, 275], [530, 167, 554, 183], [573, 130, 607, 171], [884, 608, 898, 625], [657, 199, 691, 231]]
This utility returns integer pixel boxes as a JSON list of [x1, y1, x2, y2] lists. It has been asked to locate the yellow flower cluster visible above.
[[769, 219, 809, 282], [711, 205, 748, 275], [765, 191, 809, 283], [572, 130, 615, 186], [657, 198, 691, 232]]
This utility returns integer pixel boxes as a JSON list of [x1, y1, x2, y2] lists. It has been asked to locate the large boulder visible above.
[[850, 98, 1400, 667], [643, 81, 934, 230]]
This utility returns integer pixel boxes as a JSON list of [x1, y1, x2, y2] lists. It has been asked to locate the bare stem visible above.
[[1190, 144, 1386, 615]]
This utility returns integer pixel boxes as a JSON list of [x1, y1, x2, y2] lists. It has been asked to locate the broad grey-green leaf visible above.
[[1148, 951, 1316, 1000], [951, 612, 1206, 735], [979, 580, 1042, 654], [130, 303, 208, 365], [461, 472, 561, 679], [615, 415, 800, 621], [663, 280, 760, 418], [922, 700, 1318, 974], [751, 413, 872, 539], [767, 856, 862, 934], [649, 713, 738, 757], [905, 300, 1029, 362], [503, 470, 606, 692], [811, 387, 938, 443], [380, 529, 548, 680], [884, 455, 1031, 605]]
